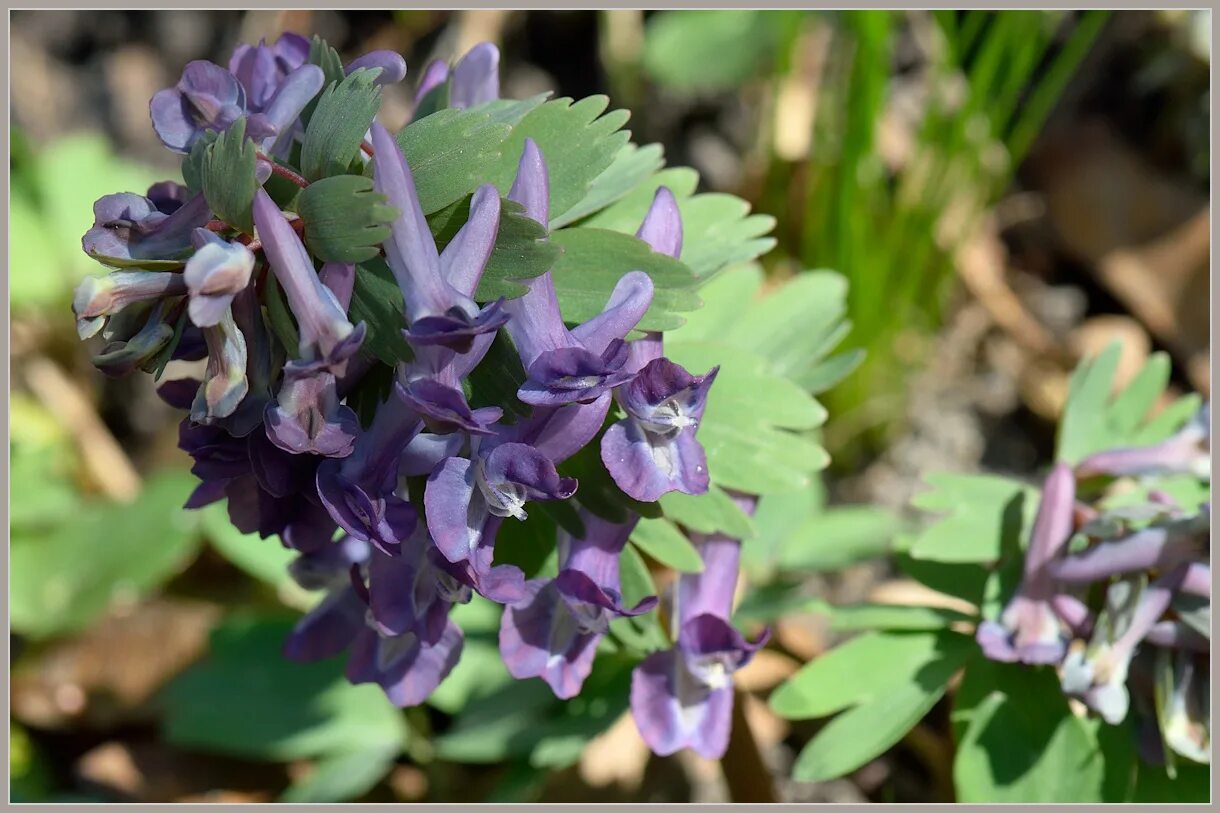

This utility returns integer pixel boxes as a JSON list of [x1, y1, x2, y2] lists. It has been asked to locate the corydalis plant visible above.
[[70, 32, 802, 764]]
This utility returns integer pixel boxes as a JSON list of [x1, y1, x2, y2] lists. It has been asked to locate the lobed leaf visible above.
[[301, 69, 382, 181], [201, 116, 257, 234], [297, 174, 397, 263]]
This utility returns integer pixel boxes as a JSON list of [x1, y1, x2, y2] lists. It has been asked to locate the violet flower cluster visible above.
[[71, 34, 764, 760], [977, 405, 1211, 766]]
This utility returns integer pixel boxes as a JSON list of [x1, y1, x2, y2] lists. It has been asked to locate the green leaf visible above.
[[580, 166, 700, 232], [428, 195, 561, 301], [161, 614, 406, 761], [396, 95, 547, 214], [10, 471, 203, 640], [719, 271, 850, 380], [1057, 346, 1196, 464], [742, 482, 823, 579], [551, 142, 666, 229], [610, 544, 669, 653], [777, 506, 898, 572], [348, 260, 411, 367], [302, 36, 346, 126], [629, 516, 704, 572], [659, 484, 755, 539], [466, 330, 530, 419], [549, 227, 700, 333], [298, 174, 397, 263], [952, 659, 1106, 802], [435, 654, 634, 767], [770, 629, 972, 720], [908, 473, 1039, 563], [643, 10, 794, 92], [278, 745, 399, 803], [1131, 761, 1210, 802], [482, 96, 632, 227], [676, 193, 777, 279], [301, 70, 382, 181], [817, 602, 973, 631], [802, 348, 867, 395], [181, 131, 217, 193], [791, 679, 951, 782], [429, 632, 515, 715], [201, 116, 257, 234]]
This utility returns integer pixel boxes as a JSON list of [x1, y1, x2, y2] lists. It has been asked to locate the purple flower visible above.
[[228, 33, 311, 114], [183, 229, 255, 327], [425, 440, 577, 572], [503, 139, 654, 407], [345, 616, 464, 708], [286, 535, 465, 707], [150, 60, 247, 153], [449, 43, 500, 109], [412, 43, 500, 109], [252, 188, 366, 376], [630, 527, 767, 759], [190, 306, 249, 424], [345, 50, 408, 86], [367, 526, 525, 647], [265, 262, 360, 458], [500, 511, 657, 698], [246, 64, 326, 157], [601, 358, 717, 502], [370, 123, 508, 353], [83, 186, 211, 263], [1077, 403, 1210, 480], [1049, 517, 1208, 584], [976, 463, 1077, 664], [316, 382, 421, 554], [626, 187, 682, 371], [73, 270, 188, 339]]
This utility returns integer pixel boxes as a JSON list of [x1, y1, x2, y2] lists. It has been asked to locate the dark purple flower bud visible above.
[[284, 584, 367, 663], [73, 271, 188, 339], [449, 43, 500, 109], [157, 377, 201, 410], [190, 306, 249, 424], [425, 441, 577, 568], [500, 512, 656, 698], [183, 229, 255, 327], [150, 60, 247, 153], [83, 189, 212, 264], [370, 123, 507, 353], [346, 50, 408, 86], [602, 358, 717, 502], [976, 463, 1075, 664], [631, 529, 767, 759], [503, 140, 654, 405], [1077, 403, 1210, 480], [253, 189, 365, 376], [288, 534, 371, 592], [316, 382, 422, 554], [229, 33, 310, 113], [90, 299, 177, 378]]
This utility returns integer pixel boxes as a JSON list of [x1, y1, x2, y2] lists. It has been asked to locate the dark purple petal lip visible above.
[[400, 377, 503, 436], [402, 300, 510, 354]]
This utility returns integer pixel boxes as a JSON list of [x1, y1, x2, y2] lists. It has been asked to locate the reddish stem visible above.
[[360, 140, 375, 157], [258, 152, 310, 189]]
